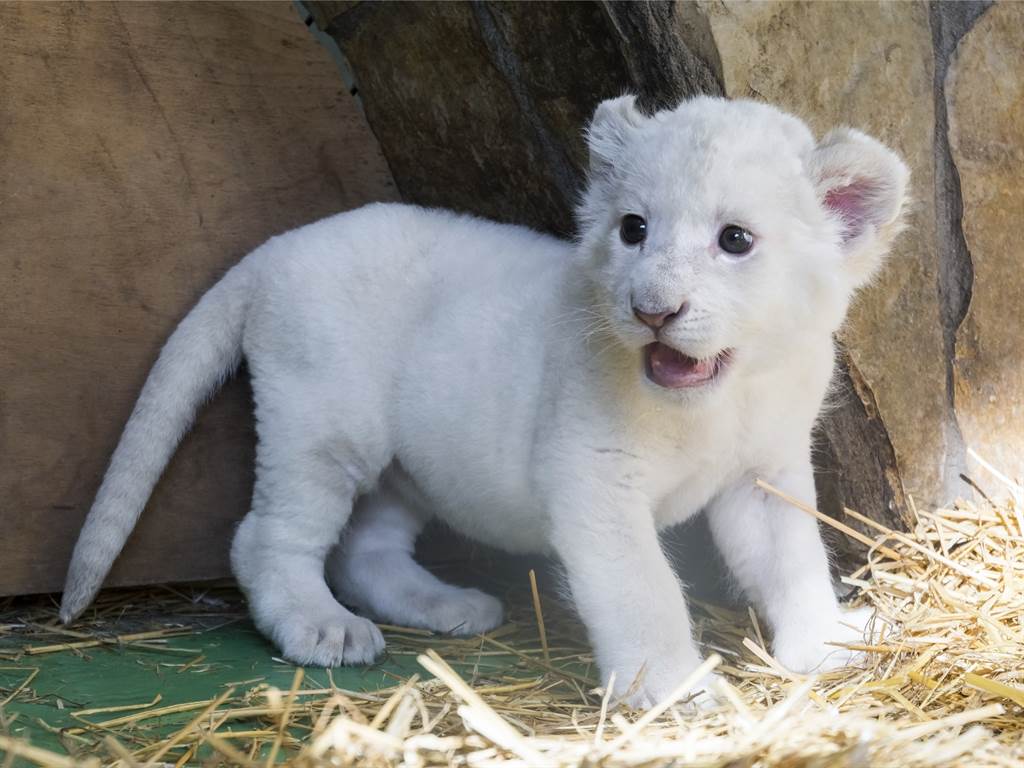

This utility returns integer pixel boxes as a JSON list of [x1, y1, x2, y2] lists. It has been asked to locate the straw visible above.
[[2, 485, 1023, 767], [528, 569, 550, 664]]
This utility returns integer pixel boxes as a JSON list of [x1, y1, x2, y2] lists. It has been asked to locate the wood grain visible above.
[[0, 1, 396, 595]]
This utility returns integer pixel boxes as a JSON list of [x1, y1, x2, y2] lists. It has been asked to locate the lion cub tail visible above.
[[59, 261, 252, 623]]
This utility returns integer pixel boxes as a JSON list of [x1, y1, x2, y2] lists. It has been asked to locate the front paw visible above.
[[275, 609, 385, 667], [772, 606, 875, 674], [616, 660, 722, 711]]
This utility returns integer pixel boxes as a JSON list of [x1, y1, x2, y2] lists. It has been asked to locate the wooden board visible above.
[[0, 1, 397, 595]]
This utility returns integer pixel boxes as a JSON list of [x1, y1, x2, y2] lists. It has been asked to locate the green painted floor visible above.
[[0, 576, 593, 762], [2, 622, 428, 753]]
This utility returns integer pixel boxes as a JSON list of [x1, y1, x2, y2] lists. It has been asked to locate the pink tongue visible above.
[[646, 343, 715, 388]]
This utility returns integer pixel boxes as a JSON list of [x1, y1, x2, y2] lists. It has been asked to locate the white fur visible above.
[[61, 96, 908, 707]]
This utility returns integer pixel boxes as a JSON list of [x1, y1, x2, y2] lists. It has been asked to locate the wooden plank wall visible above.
[[0, 1, 397, 595]]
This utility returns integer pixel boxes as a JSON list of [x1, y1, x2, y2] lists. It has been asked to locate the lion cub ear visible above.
[[808, 128, 910, 289], [586, 95, 646, 178]]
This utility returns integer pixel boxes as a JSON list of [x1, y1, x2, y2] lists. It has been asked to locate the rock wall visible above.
[[306, 1, 722, 237], [697, 0, 1021, 511], [693, 0, 1011, 550], [947, 2, 1024, 490], [308, 1, 1020, 560]]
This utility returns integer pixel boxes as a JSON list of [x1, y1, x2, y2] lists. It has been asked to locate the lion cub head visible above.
[[576, 96, 909, 395]]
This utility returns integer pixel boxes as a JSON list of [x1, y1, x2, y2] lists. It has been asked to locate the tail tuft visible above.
[[59, 580, 92, 625]]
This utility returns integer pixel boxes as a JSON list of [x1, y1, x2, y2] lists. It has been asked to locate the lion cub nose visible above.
[[633, 300, 689, 330]]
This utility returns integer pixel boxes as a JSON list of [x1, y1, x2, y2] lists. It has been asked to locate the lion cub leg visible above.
[[327, 491, 504, 636]]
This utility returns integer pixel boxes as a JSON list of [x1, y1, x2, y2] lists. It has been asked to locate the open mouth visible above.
[[643, 343, 732, 389]]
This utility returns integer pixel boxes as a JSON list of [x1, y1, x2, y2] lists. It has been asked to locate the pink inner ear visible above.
[[824, 179, 877, 242]]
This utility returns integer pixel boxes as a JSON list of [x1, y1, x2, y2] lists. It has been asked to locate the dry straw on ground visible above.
[[2, 456, 1022, 767]]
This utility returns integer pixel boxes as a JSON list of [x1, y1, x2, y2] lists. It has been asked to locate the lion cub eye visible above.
[[718, 225, 754, 255], [619, 214, 647, 246]]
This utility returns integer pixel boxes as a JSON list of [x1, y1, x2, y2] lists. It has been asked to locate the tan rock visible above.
[[948, 3, 1024, 489], [699, 0, 950, 506]]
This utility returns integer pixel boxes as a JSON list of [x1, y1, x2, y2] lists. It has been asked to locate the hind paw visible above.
[[422, 587, 504, 636]]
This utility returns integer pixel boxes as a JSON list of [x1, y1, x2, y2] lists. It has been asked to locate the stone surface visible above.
[[699, 1, 950, 514], [311, 0, 1017, 565], [316, 0, 948, 547], [948, 2, 1024, 488], [310, 1, 722, 237], [312, 0, 739, 583]]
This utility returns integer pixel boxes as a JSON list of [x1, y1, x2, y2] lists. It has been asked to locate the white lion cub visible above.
[[61, 96, 907, 706]]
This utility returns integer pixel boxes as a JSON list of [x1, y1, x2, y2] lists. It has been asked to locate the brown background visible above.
[[3, 1, 1019, 596], [0, 1, 396, 595]]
